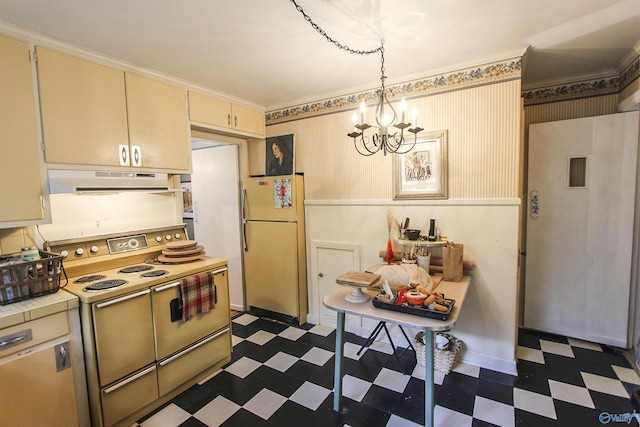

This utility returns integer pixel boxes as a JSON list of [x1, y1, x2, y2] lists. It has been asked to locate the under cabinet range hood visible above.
[[48, 169, 170, 194]]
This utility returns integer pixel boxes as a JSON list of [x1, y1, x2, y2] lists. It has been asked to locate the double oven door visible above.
[[90, 267, 230, 427]]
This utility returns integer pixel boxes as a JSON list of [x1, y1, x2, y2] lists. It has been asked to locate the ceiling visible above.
[[1, 0, 640, 110]]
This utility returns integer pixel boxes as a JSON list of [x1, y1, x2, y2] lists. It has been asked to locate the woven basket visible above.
[[415, 332, 462, 374]]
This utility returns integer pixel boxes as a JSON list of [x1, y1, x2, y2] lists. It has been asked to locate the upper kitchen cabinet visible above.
[[188, 91, 265, 137], [125, 73, 191, 172], [0, 35, 47, 225], [36, 46, 130, 167], [36, 48, 191, 172]]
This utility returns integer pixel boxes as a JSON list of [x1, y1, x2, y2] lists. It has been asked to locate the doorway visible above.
[[189, 139, 244, 312], [523, 112, 639, 347]]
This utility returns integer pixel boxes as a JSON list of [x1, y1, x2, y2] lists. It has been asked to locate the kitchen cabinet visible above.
[[0, 293, 89, 427], [0, 35, 47, 225], [188, 91, 265, 136], [125, 73, 191, 171], [36, 47, 191, 172], [36, 46, 130, 167]]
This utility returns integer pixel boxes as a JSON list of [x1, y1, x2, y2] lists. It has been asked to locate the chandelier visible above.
[[290, 0, 423, 156]]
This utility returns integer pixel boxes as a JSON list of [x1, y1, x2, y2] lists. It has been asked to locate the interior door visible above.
[[191, 143, 243, 311], [524, 112, 639, 347]]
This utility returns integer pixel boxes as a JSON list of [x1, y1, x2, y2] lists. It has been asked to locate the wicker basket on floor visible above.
[[415, 332, 462, 374]]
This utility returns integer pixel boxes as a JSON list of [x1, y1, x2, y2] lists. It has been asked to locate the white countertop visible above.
[[0, 290, 79, 329]]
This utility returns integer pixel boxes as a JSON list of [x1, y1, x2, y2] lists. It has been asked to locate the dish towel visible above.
[[179, 271, 216, 322]]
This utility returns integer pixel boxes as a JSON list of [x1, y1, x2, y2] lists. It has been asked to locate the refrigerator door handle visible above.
[[242, 188, 248, 251]]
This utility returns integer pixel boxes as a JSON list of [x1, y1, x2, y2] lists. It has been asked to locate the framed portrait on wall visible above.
[[393, 130, 448, 200], [266, 134, 295, 176]]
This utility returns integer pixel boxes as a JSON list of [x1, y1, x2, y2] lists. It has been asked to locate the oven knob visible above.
[[90, 245, 99, 254], [75, 248, 84, 256], [165, 235, 172, 241], [155, 236, 162, 243], [128, 239, 139, 249], [174, 233, 181, 239], [60, 250, 69, 258]]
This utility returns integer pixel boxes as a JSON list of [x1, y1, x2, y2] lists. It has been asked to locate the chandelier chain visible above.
[[289, 0, 382, 56]]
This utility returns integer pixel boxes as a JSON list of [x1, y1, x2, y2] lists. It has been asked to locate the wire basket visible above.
[[0, 251, 64, 305], [415, 332, 462, 374]]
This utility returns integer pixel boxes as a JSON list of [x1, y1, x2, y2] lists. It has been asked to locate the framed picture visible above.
[[266, 134, 295, 176], [393, 130, 448, 200]]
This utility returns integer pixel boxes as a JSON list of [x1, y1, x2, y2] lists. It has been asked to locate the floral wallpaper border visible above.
[[265, 58, 522, 125], [522, 51, 640, 106]]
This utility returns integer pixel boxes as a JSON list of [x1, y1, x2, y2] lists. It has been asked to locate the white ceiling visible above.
[[1, 0, 639, 110]]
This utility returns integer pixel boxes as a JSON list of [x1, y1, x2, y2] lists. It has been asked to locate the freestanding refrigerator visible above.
[[242, 175, 307, 325]]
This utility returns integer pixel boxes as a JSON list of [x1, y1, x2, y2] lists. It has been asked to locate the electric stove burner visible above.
[[74, 274, 107, 283], [140, 269, 168, 278], [119, 265, 153, 274], [83, 279, 128, 292]]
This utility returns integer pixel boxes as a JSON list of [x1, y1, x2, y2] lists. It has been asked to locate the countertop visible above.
[[0, 290, 79, 329]]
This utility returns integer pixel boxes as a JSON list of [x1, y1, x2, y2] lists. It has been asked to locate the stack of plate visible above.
[[157, 240, 205, 263]]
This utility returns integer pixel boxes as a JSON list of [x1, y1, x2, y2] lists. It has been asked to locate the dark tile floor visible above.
[[136, 313, 640, 426]]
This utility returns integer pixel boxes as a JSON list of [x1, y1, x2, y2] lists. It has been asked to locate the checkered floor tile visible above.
[[135, 314, 640, 427]]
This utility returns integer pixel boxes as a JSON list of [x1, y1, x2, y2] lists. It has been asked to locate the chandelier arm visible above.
[[354, 134, 379, 156]]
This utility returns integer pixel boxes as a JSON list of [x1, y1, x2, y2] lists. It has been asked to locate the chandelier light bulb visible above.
[[400, 98, 407, 123], [359, 101, 366, 124]]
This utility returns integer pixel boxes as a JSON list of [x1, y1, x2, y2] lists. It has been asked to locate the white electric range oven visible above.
[[47, 225, 232, 427]]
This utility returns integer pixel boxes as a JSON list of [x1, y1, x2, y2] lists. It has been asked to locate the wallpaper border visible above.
[[266, 58, 522, 125]]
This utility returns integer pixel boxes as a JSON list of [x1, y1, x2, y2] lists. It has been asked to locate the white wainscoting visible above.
[[305, 199, 521, 375]]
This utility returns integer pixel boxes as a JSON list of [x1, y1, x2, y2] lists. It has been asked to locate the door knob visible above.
[[318, 273, 323, 277]]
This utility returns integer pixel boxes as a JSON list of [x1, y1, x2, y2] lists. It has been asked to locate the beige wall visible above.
[[254, 79, 523, 200]]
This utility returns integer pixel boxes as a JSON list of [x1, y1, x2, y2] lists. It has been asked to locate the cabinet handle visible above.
[[95, 289, 150, 309], [0, 329, 32, 349], [102, 365, 156, 394], [227, 114, 231, 126], [158, 327, 229, 366], [234, 115, 238, 127]]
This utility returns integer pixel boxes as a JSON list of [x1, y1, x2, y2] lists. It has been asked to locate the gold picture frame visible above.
[[393, 130, 448, 200]]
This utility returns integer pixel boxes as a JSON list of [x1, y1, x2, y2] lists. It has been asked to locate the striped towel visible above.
[[179, 271, 216, 322]]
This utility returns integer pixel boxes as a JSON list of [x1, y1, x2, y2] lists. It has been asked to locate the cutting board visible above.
[[166, 240, 198, 250], [158, 252, 206, 263], [162, 245, 205, 257], [336, 271, 381, 288]]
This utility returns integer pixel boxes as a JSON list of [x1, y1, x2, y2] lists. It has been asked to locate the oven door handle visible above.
[[158, 327, 229, 366], [102, 365, 157, 394], [152, 267, 228, 293], [95, 289, 150, 309]]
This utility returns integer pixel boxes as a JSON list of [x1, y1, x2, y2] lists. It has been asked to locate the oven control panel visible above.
[[107, 234, 149, 254], [47, 226, 189, 259]]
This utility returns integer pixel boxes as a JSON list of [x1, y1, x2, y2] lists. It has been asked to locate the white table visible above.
[[323, 275, 471, 427]]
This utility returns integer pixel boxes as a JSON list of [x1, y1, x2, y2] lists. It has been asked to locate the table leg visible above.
[[424, 330, 435, 427], [333, 311, 345, 412]]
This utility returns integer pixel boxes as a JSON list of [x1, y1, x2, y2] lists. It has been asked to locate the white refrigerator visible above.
[[242, 175, 307, 324]]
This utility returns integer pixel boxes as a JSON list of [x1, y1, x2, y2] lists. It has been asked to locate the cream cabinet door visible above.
[[232, 103, 265, 135], [188, 91, 232, 128], [125, 73, 191, 172], [0, 35, 44, 224], [188, 91, 265, 137], [0, 339, 79, 427], [36, 46, 129, 167]]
